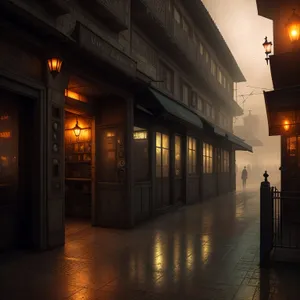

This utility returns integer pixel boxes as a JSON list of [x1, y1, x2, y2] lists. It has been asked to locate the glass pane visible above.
[[287, 137, 296, 156], [156, 132, 161, 147], [162, 149, 169, 177], [175, 136, 181, 176], [188, 137, 192, 150], [162, 134, 169, 149], [192, 138, 196, 150], [156, 148, 162, 178]]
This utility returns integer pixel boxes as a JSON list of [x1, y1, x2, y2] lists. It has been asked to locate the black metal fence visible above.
[[272, 187, 300, 249]]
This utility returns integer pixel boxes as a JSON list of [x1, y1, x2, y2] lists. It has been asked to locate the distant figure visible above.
[[241, 166, 248, 189]]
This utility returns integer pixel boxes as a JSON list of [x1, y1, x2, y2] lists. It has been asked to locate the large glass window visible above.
[[223, 150, 230, 172], [133, 127, 149, 181], [156, 133, 169, 178], [188, 137, 197, 175], [203, 143, 213, 174], [175, 136, 181, 177]]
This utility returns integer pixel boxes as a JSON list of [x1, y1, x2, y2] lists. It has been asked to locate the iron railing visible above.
[[272, 187, 300, 249]]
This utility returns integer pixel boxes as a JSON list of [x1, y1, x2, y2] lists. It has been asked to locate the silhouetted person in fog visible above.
[[241, 166, 248, 189]]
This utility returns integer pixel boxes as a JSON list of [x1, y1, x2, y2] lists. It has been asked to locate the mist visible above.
[[202, 0, 280, 188]]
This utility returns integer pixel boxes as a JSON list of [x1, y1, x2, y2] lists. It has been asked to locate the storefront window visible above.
[[133, 128, 149, 182], [287, 136, 296, 156], [188, 137, 197, 175], [203, 143, 213, 174], [156, 133, 169, 178], [175, 136, 181, 177]]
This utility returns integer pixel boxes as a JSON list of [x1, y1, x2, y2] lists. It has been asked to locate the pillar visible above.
[[44, 70, 69, 248]]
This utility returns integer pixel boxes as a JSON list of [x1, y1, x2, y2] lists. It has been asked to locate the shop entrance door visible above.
[[64, 111, 95, 232], [0, 91, 36, 250]]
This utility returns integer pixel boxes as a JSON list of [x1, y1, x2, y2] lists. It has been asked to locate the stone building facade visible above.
[[0, 0, 251, 251]]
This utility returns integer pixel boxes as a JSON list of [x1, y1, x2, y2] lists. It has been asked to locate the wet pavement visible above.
[[1, 189, 300, 300]]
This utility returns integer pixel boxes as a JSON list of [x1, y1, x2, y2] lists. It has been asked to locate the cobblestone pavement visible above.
[[1, 189, 300, 300]]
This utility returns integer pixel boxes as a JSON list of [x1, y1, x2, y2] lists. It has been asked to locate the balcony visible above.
[[83, 0, 129, 32]]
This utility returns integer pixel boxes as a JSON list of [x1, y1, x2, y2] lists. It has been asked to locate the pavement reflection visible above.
[[1, 190, 300, 299]]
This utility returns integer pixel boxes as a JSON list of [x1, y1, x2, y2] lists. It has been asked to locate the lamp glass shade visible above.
[[73, 124, 81, 138], [287, 11, 300, 43], [283, 120, 290, 131], [47, 58, 63, 74], [263, 38, 272, 55]]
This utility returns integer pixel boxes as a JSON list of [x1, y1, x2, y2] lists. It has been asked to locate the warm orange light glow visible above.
[[287, 10, 300, 43], [65, 90, 88, 103], [283, 120, 290, 131], [0, 131, 11, 138], [0, 115, 9, 121], [133, 131, 147, 140], [106, 132, 115, 138], [47, 57, 63, 77]]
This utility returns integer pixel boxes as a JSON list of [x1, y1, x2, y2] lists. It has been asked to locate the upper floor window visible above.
[[199, 43, 204, 55], [205, 51, 209, 64], [222, 75, 227, 88], [211, 60, 216, 77], [212, 107, 215, 120], [205, 102, 212, 118], [160, 62, 174, 93], [217, 68, 222, 84], [182, 18, 190, 33], [181, 83, 190, 106], [197, 96, 203, 111], [174, 7, 181, 24]]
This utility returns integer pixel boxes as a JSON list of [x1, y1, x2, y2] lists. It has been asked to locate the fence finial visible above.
[[263, 170, 269, 182]]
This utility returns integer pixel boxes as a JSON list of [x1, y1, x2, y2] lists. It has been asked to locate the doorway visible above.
[[64, 111, 95, 234], [0, 90, 37, 250]]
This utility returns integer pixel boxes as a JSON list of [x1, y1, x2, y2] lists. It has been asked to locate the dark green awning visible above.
[[227, 133, 253, 152], [149, 88, 203, 129]]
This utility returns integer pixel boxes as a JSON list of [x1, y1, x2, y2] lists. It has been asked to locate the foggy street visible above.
[[0, 188, 298, 300]]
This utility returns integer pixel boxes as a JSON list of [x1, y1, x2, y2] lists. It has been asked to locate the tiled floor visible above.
[[0, 189, 300, 299]]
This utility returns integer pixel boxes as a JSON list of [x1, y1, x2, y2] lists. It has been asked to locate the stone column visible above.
[[260, 171, 272, 267], [44, 70, 69, 248]]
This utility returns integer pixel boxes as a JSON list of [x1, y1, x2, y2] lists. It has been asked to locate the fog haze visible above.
[[202, 0, 280, 187]]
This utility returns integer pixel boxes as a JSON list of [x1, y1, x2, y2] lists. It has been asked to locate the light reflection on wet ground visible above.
[[1, 189, 300, 299]]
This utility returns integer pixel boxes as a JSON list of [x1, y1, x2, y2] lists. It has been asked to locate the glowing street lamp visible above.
[[262, 36, 272, 65], [73, 117, 82, 138], [286, 9, 300, 43], [47, 57, 63, 78], [283, 120, 290, 132]]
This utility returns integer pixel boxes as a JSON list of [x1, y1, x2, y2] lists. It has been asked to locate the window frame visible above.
[[174, 135, 182, 178], [181, 82, 190, 106], [156, 132, 170, 178]]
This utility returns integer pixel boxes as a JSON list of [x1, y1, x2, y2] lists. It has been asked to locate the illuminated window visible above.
[[133, 128, 149, 181], [205, 51, 209, 64], [203, 143, 213, 174], [156, 133, 169, 178], [175, 136, 181, 177], [188, 137, 197, 175], [287, 136, 296, 156]]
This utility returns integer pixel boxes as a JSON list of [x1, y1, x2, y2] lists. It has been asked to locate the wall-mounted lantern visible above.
[[262, 36, 272, 65], [286, 9, 300, 43], [73, 117, 82, 138], [283, 120, 290, 132], [47, 57, 63, 78]]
